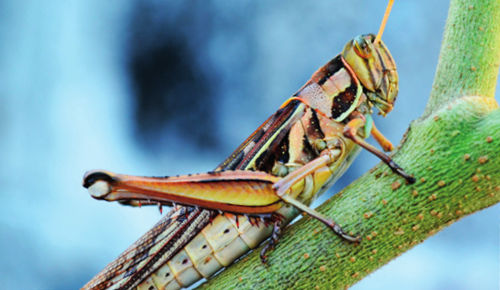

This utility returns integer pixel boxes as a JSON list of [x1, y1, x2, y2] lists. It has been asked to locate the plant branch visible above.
[[201, 0, 500, 288], [425, 0, 500, 115]]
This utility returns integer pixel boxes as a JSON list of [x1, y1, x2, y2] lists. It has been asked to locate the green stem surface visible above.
[[425, 0, 500, 115], [202, 0, 500, 288]]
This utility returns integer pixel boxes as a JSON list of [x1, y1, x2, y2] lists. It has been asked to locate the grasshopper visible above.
[[82, 1, 414, 289]]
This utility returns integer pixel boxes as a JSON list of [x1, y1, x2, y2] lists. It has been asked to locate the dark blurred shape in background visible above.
[[128, 2, 218, 151]]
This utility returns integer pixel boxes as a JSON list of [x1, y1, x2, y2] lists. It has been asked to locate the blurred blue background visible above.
[[1, 1, 498, 289]]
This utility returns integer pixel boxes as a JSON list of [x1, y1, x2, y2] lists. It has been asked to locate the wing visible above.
[[216, 99, 305, 171], [82, 206, 212, 289]]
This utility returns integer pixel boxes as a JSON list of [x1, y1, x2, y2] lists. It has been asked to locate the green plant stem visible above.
[[202, 97, 499, 289], [425, 0, 500, 115], [201, 0, 500, 288]]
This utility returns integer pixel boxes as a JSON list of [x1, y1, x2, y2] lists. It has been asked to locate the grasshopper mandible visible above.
[[82, 1, 414, 289]]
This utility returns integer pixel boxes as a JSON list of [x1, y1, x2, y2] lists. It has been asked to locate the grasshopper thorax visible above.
[[342, 34, 398, 116]]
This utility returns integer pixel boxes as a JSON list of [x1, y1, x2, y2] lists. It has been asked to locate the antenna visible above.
[[374, 0, 394, 44]]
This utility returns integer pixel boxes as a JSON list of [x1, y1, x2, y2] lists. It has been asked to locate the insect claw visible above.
[[158, 202, 163, 214], [260, 249, 269, 264], [259, 220, 282, 264], [388, 160, 416, 184], [260, 252, 268, 264], [406, 176, 416, 184], [331, 223, 361, 243]]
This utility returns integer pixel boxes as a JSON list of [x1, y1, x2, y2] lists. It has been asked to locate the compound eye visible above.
[[353, 39, 371, 59]]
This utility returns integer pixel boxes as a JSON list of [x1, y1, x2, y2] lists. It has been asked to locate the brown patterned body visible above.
[[83, 34, 401, 289]]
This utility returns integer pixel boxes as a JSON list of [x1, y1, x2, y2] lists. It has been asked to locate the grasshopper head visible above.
[[341, 34, 398, 116]]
